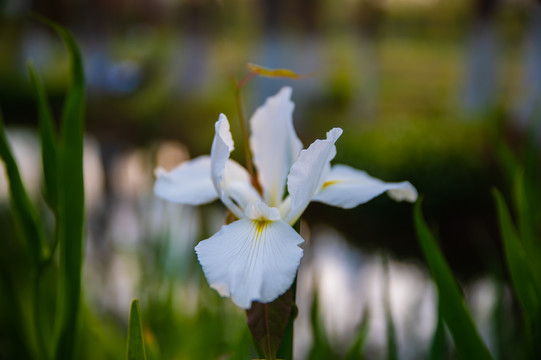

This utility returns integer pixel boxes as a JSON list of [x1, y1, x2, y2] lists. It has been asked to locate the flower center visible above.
[[253, 219, 271, 240]]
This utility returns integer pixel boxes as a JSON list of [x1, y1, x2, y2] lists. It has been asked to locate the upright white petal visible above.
[[195, 207, 304, 309], [211, 114, 234, 197], [210, 115, 246, 218], [285, 128, 343, 224], [313, 164, 418, 208], [250, 87, 303, 207], [154, 156, 218, 205]]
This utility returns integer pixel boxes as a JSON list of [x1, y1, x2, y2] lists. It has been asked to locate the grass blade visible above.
[[0, 249, 34, 359], [306, 290, 333, 360], [0, 110, 45, 266], [27, 62, 58, 213], [32, 17, 87, 360], [513, 172, 540, 276], [428, 302, 447, 360], [383, 255, 398, 360], [127, 299, 147, 360], [414, 202, 492, 360], [493, 189, 541, 338], [344, 307, 370, 360]]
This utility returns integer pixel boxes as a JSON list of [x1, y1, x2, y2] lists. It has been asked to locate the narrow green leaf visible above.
[[0, 110, 45, 266], [428, 302, 447, 360], [414, 202, 492, 360], [383, 255, 398, 360], [27, 62, 58, 212], [32, 16, 87, 360], [513, 172, 539, 273], [246, 288, 293, 360], [127, 299, 147, 360], [493, 189, 541, 334], [229, 328, 254, 360], [494, 139, 519, 187], [344, 307, 370, 360], [0, 251, 34, 359], [306, 290, 333, 360]]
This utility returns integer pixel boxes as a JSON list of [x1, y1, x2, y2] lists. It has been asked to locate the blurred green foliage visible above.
[[415, 202, 493, 360], [1, 1, 541, 360]]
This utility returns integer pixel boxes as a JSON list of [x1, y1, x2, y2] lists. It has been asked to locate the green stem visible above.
[[233, 79, 253, 175], [33, 263, 51, 360], [33, 222, 59, 360], [382, 254, 398, 360], [232, 78, 262, 193], [276, 279, 296, 360], [276, 221, 301, 360]]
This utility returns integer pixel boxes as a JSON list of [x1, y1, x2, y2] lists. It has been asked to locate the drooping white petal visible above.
[[285, 128, 343, 224], [387, 182, 418, 202], [250, 87, 303, 207], [195, 207, 304, 309], [154, 156, 218, 205], [312, 164, 418, 208]]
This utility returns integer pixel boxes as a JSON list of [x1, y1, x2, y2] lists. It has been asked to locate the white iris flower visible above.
[[154, 87, 417, 309]]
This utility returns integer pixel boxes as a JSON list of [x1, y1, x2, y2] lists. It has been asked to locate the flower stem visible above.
[[232, 77, 262, 193], [276, 278, 296, 360], [276, 221, 301, 360], [33, 268, 50, 360]]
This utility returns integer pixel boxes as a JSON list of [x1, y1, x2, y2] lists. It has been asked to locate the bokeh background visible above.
[[1, 0, 540, 358]]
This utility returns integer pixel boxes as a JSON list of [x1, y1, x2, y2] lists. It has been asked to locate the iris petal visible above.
[[210, 114, 235, 198], [285, 128, 343, 224], [313, 164, 418, 208], [154, 156, 218, 205], [250, 87, 303, 207], [210, 114, 259, 217], [195, 216, 304, 309]]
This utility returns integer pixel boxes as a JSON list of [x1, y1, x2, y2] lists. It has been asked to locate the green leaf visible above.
[[513, 171, 540, 274], [246, 288, 294, 360], [493, 189, 541, 335], [276, 278, 297, 360], [127, 299, 147, 360], [344, 307, 370, 360], [27, 62, 58, 213], [229, 328, 254, 360], [414, 202, 492, 360], [0, 110, 45, 266], [306, 290, 333, 360], [0, 251, 34, 359], [494, 138, 519, 187], [383, 255, 398, 360], [428, 302, 447, 360], [32, 17, 87, 360]]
